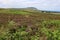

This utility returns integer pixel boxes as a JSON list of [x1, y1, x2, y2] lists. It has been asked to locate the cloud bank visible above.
[[0, 0, 60, 11]]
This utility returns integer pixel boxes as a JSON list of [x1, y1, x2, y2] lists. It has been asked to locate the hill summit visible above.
[[25, 7, 38, 10]]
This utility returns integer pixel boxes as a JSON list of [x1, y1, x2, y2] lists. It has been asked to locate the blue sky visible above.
[[0, 0, 60, 11]]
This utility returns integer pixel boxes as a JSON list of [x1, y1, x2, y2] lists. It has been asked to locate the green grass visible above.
[[0, 9, 30, 15]]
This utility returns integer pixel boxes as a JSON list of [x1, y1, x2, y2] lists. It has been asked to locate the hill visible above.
[[0, 7, 60, 14]]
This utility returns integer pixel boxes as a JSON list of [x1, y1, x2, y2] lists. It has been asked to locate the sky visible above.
[[0, 0, 60, 11]]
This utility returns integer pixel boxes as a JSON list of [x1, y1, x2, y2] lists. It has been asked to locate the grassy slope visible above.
[[0, 9, 31, 15], [0, 9, 60, 40]]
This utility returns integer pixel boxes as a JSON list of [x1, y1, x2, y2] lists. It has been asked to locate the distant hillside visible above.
[[0, 7, 60, 14], [0, 7, 40, 14]]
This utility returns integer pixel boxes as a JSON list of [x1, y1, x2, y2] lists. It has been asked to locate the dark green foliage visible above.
[[0, 20, 60, 40]]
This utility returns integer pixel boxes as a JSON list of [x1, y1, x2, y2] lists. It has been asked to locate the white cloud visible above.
[[0, 0, 60, 11]]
